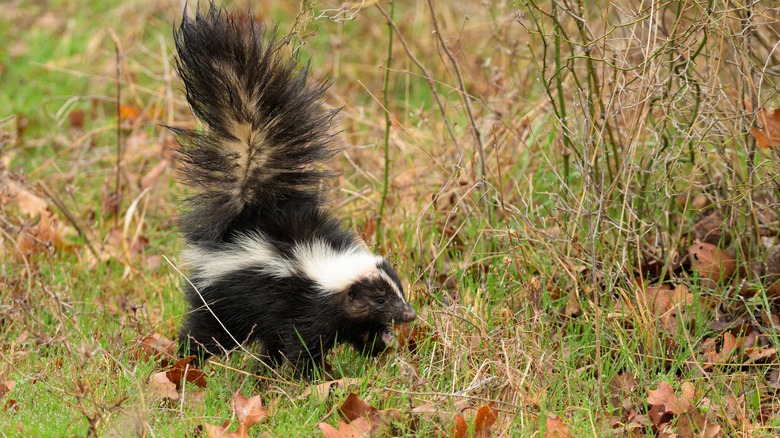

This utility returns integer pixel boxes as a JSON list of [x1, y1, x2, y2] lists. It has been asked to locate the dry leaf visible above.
[[608, 372, 638, 410], [648, 402, 672, 428], [746, 346, 777, 363], [4, 398, 18, 413], [204, 421, 240, 438], [359, 217, 376, 241], [148, 372, 178, 400], [133, 333, 176, 364], [166, 356, 207, 389], [749, 106, 780, 148], [544, 414, 571, 438], [0, 380, 15, 399], [232, 393, 267, 428], [689, 241, 736, 286], [336, 393, 400, 433], [202, 393, 266, 438], [647, 381, 691, 416], [643, 284, 693, 333], [68, 108, 85, 129], [397, 323, 432, 354], [3, 178, 49, 218], [474, 403, 498, 437], [680, 382, 696, 406], [338, 393, 376, 422], [16, 214, 63, 256], [450, 414, 469, 438], [119, 104, 142, 123], [677, 409, 722, 438], [318, 417, 372, 438]]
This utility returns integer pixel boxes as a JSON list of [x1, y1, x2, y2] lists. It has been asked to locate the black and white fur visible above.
[[172, 3, 416, 374]]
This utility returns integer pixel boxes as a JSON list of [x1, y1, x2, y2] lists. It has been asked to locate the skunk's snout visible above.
[[401, 305, 416, 323]]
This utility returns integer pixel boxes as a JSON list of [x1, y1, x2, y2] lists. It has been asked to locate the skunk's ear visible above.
[[347, 284, 358, 301]]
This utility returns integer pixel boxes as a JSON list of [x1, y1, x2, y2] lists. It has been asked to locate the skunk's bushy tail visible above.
[[173, 3, 336, 243]]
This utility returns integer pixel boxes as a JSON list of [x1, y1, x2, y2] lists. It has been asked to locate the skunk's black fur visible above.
[[172, 3, 416, 375]]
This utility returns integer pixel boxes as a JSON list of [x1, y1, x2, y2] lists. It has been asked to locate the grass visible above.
[[2, 0, 780, 436]]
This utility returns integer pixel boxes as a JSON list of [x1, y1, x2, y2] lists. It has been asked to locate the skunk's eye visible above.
[[375, 298, 386, 305]]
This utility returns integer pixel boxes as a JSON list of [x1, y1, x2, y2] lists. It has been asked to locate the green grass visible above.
[[3, 0, 780, 436]]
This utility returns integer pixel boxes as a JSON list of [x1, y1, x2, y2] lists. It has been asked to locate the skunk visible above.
[[171, 2, 416, 374]]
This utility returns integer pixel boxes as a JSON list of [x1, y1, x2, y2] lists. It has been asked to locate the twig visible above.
[[376, 0, 395, 239], [110, 30, 123, 227], [426, 0, 485, 180], [375, 4, 462, 155]]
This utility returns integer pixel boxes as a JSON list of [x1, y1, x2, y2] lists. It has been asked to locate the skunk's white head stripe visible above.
[[377, 269, 406, 302], [183, 232, 294, 286], [293, 239, 383, 294]]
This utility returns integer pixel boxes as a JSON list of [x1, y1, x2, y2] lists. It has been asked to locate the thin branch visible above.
[[375, 4, 462, 155], [426, 0, 485, 179]]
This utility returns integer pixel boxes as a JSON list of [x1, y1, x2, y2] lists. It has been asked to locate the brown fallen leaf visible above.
[[133, 333, 176, 365], [676, 408, 722, 438], [648, 402, 672, 428], [359, 217, 376, 242], [4, 399, 18, 413], [609, 372, 639, 416], [204, 421, 235, 438], [688, 241, 736, 286], [449, 413, 469, 438], [544, 414, 571, 438], [679, 382, 696, 407], [702, 332, 740, 370], [339, 392, 376, 422], [642, 283, 693, 333], [647, 381, 693, 420], [68, 108, 85, 129], [148, 372, 178, 400], [119, 104, 142, 123], [397, 323, 433, 354], [166, 356, 207, 389], [474, 403, 498, 438], [16, 214, 64, 257], [203, 393, 268, 438], [746, 346, 777, 363], [749, 105, 780, 148], [0, 380, 15, 399], [336, 392, 402, 434], [691, 210, 730, 246], [3, 177, 49, 218], [232, 392, 267, 429], [318, 417, 372, 438]]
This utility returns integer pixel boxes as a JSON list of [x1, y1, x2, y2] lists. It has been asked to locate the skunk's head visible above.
[[342, 259, 416, 326], [295, 239, 416, 327]]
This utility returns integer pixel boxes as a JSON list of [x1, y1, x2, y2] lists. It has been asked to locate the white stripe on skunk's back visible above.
[[182, 232, 383, 293], [183, 232, 295, 286], [293, 239, 384, 294]]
